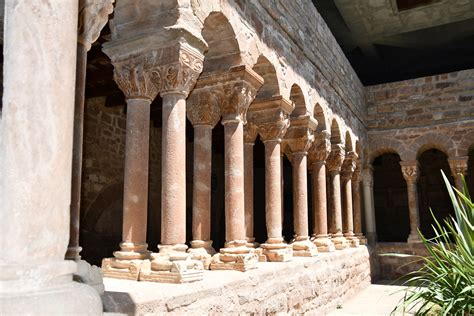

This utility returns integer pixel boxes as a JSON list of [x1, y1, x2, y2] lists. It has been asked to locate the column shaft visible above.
[[161, 93, 187, 246], [120, 99, 151, 253], [312, 162, 328, 236], [342, 177, 354, 235], [265, 140, 283, 240], [407, 182, 421, 242], [352, 180, 363, 236], [223, 120, 246, 244], [292, 154, 309, 238], [244, 143, 255, 242], [362, 175, 377, 243], [0, 1, 101, 313], [329, 172, 343, 237], [67, 43, 88, 260], [192, 125, 212, 242]]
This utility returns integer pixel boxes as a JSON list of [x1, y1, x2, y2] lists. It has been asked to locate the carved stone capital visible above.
[[105, 40, 204, 100], [247, 96, 294, 143], [191, 66, 263, 124], [400, 161, 420, 184], [308, 130, 331, 164], [326, 144, 345, 174], [341, 151, 358, 181], [187, 87, 221, 128], [448, 156, 469, 177], [78, 0, 114, 51], [352, 161, 363, 183], [362, 165, 374, 187], [244, 123, 259, 144], [283, 114, 317, 157]]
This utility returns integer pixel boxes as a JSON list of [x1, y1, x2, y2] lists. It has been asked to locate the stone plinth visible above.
[[102, 247, 371, 314]]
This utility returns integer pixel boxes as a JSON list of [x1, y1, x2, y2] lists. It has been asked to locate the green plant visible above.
[[393, 171, 474, 315]]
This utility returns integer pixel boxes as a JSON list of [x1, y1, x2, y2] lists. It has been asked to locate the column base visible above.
[[245, 237, 260, 248], [311, 235, 335, 252], [344, 233, 360, 248], [407, 233, 422, 243], [291, 237, 318, 257], [65, 245, 82, 261], [260, 238, 293, 262], [142, 244, 204, 283], [355, 234, 367, 245], [210, 240, 259, 272], [331, 234, 349, 250], [74, 259, 105, 294], [1, 261, 102, 315], [188, 240, 216, 269], [101, 258, 145, 281]]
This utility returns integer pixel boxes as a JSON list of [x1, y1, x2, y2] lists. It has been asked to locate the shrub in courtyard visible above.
[[393, 171, 473, 315]]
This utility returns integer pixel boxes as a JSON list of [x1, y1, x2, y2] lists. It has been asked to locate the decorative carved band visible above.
[[78, 0, 114, 51], [258, 114, 290, 142], [283, 114, 317, 157], [400, 161, 420, 183]]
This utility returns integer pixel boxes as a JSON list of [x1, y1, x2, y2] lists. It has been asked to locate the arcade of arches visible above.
[[1, 1, 473, 314]]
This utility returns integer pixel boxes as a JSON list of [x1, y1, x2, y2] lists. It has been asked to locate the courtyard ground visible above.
[[328, 282, 412, 315]]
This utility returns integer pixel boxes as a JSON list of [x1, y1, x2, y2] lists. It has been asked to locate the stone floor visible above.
[[328, 282, 413, 315]]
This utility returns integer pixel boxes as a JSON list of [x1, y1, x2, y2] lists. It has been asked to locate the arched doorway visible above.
[[373, 153, 410, 242], [417, 149, 455, 239]]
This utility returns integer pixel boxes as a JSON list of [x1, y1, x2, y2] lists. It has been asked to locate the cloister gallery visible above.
[[1, 0, 473, 314]]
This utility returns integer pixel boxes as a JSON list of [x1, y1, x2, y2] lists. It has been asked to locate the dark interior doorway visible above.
[[373, 153, 410, 242]]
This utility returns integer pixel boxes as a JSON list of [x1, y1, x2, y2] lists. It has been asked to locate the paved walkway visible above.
[[328, 283, 414, 315]]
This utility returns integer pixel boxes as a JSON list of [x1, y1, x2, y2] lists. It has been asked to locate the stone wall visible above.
[[372, 243, 429, 281], [366, 69, 474, 130], [102, 247, 371, 315], [366, 69, 474, 161]]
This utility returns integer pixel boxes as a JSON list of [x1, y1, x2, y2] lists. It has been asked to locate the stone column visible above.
[[186, 88, 222, 262], [243, 124, 259, 248], [352, 163, 367, 245], [194, 66, 263, 271], [326, 145, 348, 250], [100, 53, 160, 280], [308, 131, 335, 252], [341, 152, 360, 247], [0, 1, 102, 313], [67, 0, 114, 294], [249, 96, 295, 261], [400, 161, 422, 243], [362, 165, 377, 245], [284, 115, 319, 256], [448, 156, 469, 191]]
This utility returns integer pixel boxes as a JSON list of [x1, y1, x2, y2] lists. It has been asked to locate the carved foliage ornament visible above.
[[341, 151, 358, 181], [244, 123, 259, 144], [400, 161, 419, 183], [448, 157, 468, 177], [113, 48, 204, 101], [326, 145, 345, 173], [78, 0, 114, 51], [258, 112, 290, 142], [352, 160, 363, 183], [220, 81, 258, 123], [187, 87, 221, 128], [308, 131, 331, 163]]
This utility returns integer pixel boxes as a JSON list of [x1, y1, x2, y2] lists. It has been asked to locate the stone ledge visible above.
[[102, 247, 371, 315]]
